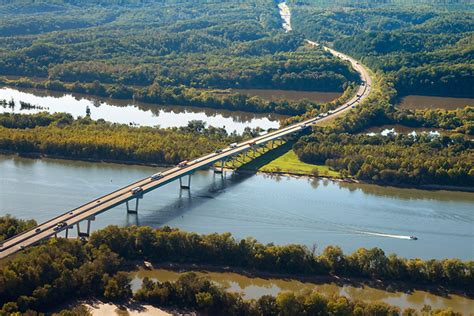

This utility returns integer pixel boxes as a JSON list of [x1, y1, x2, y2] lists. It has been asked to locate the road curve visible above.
[[0, 44, 373, 260]]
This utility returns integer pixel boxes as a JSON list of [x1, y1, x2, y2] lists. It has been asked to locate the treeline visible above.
[[89, 226, 474, 289], [0, 218, 471, 314], [294, 132, 473, 186], [0, 113, 240, 165], [45, 49, 356, 92], [0, 237, 126, 314], [0, 215, 36, 241]]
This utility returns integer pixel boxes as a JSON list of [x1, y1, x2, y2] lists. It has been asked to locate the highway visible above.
[[0, 43, 372, 260]]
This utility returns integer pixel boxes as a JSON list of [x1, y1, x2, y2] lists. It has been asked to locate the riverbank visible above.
[[81, 300, 174, 316]]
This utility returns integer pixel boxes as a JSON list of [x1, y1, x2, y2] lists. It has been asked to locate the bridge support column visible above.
[[76, 217, 95, 238], [179, 174, 192, 190], [126, 198, 141, 214], [214, 159, 226, 174]]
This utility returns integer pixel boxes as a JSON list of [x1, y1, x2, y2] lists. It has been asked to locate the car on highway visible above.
[[151, 172, 164, 181], [300, 124, 309, 130], [131, 187, 143, 195], [178, 160, 189, 168], [35, 228, 41, 233], [54, 222, 67, 231], [215, 149, 223, 154], [229, 142, 238, 148], [19, 245, 25, 250]]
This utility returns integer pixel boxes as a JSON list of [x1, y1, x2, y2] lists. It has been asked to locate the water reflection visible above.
[[130, 268, 474, 314], [0, 87, 285, 133], [398, 95, 474, 110], [232, 88, 341, 103]]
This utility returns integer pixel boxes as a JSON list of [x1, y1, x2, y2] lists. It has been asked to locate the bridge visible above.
[[0, 44, 372, 260]]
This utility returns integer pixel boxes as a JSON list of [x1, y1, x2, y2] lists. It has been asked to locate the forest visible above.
[[0, 112, 243, 165], [0, 0, 358, 115], [0, 217, 471, 315], [294, 131, 473, 186], [289, 0, 474, 97]]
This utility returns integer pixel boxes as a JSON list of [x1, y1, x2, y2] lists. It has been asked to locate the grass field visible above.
[[259, 150, 340, 177]]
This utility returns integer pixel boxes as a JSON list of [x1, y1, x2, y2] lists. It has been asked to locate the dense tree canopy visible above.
[[290, 1, 474, 97], [0, 112, 241, 165]]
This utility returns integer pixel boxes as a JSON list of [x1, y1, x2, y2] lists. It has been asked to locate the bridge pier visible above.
[[65, 225, 72, 238], [214, 159, 226, 174], [76, 217, 95, 238], [179, 174, 192, 190], [126, 197, 141, 214]]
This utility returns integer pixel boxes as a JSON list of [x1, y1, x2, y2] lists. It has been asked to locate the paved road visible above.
[[0, 44, 372, 260]]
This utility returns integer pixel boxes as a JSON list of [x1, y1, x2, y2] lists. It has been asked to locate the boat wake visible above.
[[354, 230, 412, 240]]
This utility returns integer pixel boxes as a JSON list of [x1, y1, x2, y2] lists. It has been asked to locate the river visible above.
[[0, 87, 283, 134], [129, 268, 474, 314], [0, 155, 472, 260]]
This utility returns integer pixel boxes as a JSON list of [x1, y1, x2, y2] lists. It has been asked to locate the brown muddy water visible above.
[[130, 268, 474, 314], [232, 88, 342, 103], [398, 95, 474, 110]]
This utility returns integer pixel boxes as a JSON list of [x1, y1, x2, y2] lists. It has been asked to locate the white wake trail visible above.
[[354, 230, 412, 240]]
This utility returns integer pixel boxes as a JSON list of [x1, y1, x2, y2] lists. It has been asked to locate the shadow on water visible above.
[[127, 171, 256, 227]]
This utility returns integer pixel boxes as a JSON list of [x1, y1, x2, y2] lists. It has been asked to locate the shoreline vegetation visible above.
[[0, 219, 472, 315], [0, 110, 472, 192]]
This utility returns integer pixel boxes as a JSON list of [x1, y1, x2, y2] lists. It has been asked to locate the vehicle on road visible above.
[[230, 142, 238, 148], [215, 148, 223, 154], [144, 261, 153, 270], [35, 228, 41, 233], [410, 236, 418, 240], [151, 172, 164, 181], [54, 222, 67, 231], [178, 160, 189, 168], [19, 245, 25, 250], [131, 187, 143, 195]]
